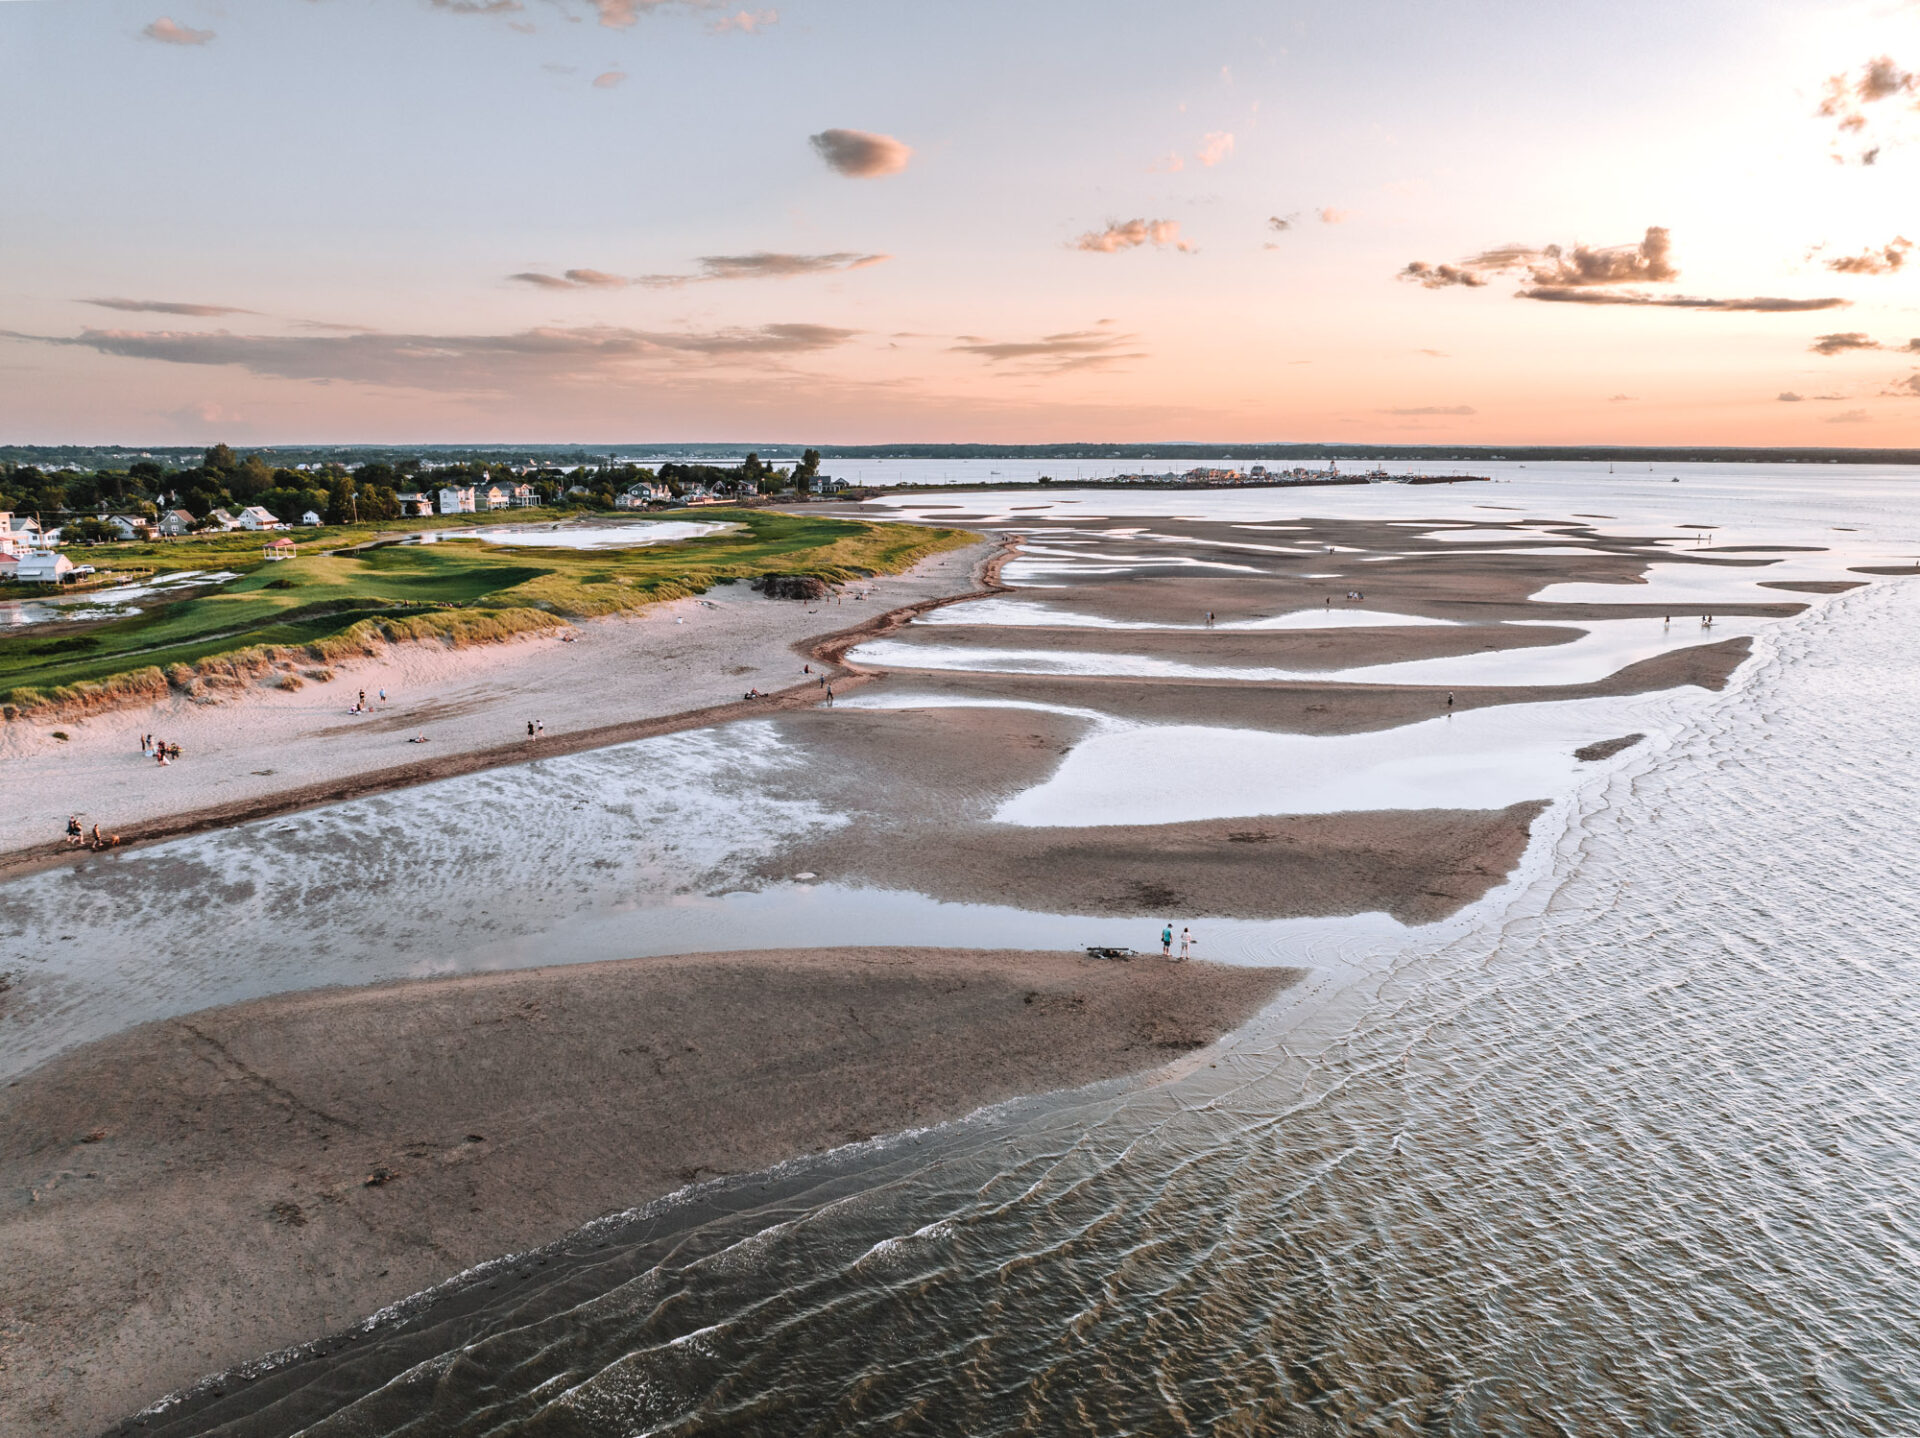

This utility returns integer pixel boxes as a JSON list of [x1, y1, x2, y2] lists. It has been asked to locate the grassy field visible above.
[[0, 509, 973, 712]]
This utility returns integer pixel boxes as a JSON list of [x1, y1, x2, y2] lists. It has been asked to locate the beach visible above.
[[0, 481, 1892, 1436], [0, 540, 990, 867], [0, 946, 1296, 1435]]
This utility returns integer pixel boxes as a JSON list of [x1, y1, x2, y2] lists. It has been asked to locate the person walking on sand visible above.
[[1446, 690, 1454, 710], [1162, 923, 1173, 959], [1178, 926, 1193, 962], [527, 720, 536, 737], [535, 718, 544, 736], [826, 686, 834, 707], [378, 687, 387, 704]]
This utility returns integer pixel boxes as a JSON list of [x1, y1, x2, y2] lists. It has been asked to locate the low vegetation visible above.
[[0, 509, 972, 717]]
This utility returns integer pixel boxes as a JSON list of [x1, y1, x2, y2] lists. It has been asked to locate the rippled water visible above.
[[124, 491, 1920, 1433]]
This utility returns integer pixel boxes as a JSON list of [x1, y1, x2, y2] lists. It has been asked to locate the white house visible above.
[[395, 491, 435, 517], [14, 551, 73, 584], [474, 484, 512, 512], [207, 508, 239, 530], [106, 514, 154, 541], [157, 509, 196, 537], [438, 486, 476, 515], [300, 510, 322, 526], [507, 483, 539, 508], [0, 512, 30, 557], [233, 506, 284, 531], [615, 482, 671, 510]]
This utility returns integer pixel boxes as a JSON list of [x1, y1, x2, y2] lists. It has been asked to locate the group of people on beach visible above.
[[65, 815, 119, 850], [348, 687, 387, 716], [1160, 923, 1196, 962], [139, 734, 181, 765], [525, 719, 545, 737]]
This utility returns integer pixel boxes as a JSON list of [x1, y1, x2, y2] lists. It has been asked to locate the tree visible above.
[[203, 443, 238, 476], [325, 476, 358, 526], [229, 454, 274, 502], [793, 448, 822, 493], [64, 516, 120, 545], [128, 460, 166, 485]]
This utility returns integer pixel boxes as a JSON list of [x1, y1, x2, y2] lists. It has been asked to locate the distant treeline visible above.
[[6, 442, 1920, 469]]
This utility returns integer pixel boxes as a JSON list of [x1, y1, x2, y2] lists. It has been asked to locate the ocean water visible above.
[[31, 465, 1920, 1434]]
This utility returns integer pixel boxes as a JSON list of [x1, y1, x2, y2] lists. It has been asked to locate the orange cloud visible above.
[[1074, 219, 1192, 254], [809, 128, 913, 178], [593, 70, 626, 88], [142, 17, 215, 45], [1198, 131, 1234, 167]]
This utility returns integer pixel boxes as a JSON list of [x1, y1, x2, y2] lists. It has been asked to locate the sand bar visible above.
[[0, 946, 1296, 1436]]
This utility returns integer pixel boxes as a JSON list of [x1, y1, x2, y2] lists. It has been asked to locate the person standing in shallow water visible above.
[[1162, 923, 1173, 959], [1178, 927, 1193, 962]]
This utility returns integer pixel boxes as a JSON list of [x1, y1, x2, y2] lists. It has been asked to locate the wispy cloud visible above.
[[1777, 391, 1845, 402], [0, 322, 859, 393], [950, 326, 1143, 374], [1318, 208, 1350, 224], [1818, 56, 1918, 164], [1267, 214, 1296, 233], [1073, 219, 1192, 254], [509, 252, 889, 290], [1608, 393, 1634, 401], [429, 0, 525, 14], [1198, 131, 1234, 166], [1824, 237, 1912, 274], [809, 128, 913, 178], [592, 70, 626, 87], [1380, 404, 1476, 416], [1516, 289, 1847, 312], [142, 17, 215, 45], [81, 297, 254, 317], [709, 8, 777, 32], [1810, 331, 1880, 354], [1827, 409, 1872, 423], [1887, 373, 1920, 398], [1399, 262, 1488, 289]]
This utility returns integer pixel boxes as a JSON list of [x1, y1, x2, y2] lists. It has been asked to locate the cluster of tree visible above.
[[0, 443, 834, 534]]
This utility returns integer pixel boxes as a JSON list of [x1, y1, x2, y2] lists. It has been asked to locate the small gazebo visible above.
[[263, 537, 296, 562]]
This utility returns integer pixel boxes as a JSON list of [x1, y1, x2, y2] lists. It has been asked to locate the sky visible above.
[[2, 0, 1919, 446]]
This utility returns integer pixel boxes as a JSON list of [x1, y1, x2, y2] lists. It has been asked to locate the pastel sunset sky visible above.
[[4, 0, 1919, 445]]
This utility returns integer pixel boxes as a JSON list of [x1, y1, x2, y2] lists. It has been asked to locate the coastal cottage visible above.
[[301, 510, 322, 526], [474, 484, 513, 512], [508, 482, 539, 508], [106, 514, 154, 540], [615, 482, 671, 509], [157, 509, 196, 537], [438, 486, 476, 515], [14, 551, 73, 584], [0, 511, 30, 557], [233, 506, 284, 532], [207, 508, 239, 530], [395, 491, 435, 517]]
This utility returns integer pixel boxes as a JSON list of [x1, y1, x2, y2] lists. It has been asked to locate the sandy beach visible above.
[[0, 946, 1297, 1436], [0, 539, 991, 865]]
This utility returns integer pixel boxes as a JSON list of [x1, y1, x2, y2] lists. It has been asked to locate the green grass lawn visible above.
[[0, 509, 973, 706]]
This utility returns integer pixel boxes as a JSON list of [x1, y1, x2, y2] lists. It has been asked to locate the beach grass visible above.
[[0, 509, 973, 712]]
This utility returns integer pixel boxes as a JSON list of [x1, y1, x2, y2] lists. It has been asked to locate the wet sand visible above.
[[0, 947, 1297, 1436]]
